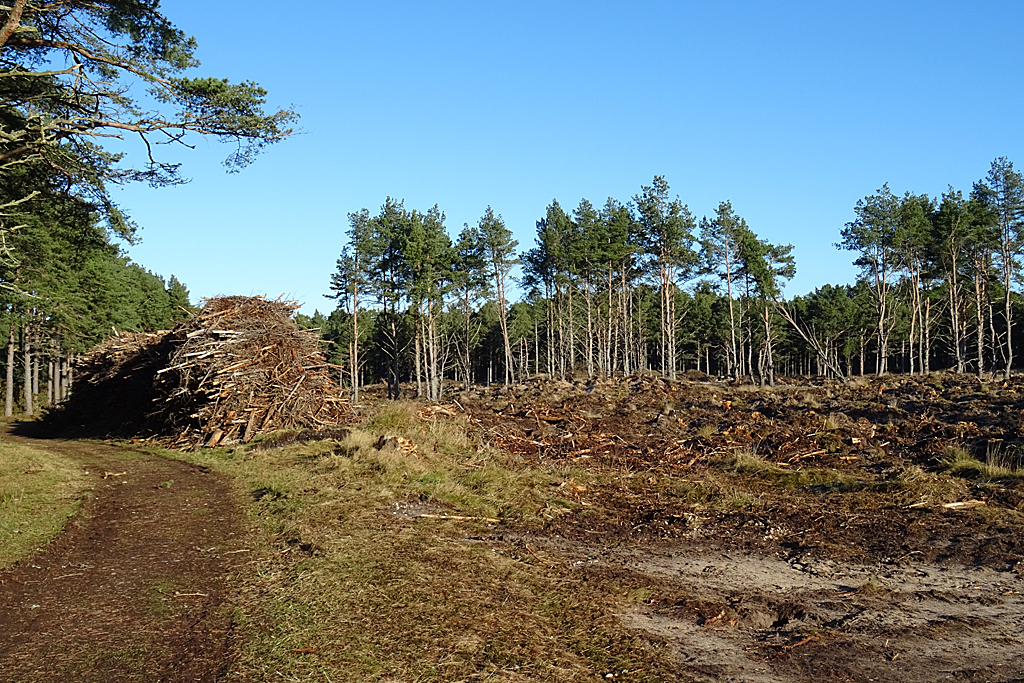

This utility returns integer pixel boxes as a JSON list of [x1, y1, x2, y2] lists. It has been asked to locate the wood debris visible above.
[[942, 499, 986, 509], [63, 296, 354, 449]]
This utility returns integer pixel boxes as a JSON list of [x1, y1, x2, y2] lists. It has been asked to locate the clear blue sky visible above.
[[111, 0, 1024, 315]]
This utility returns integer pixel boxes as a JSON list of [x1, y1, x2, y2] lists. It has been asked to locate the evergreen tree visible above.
[[700, 201, 746, 379], [634, 176, 696, 380], [976, 157, 1024, 379], [477, 207, 518, 384], [838, 185, 901, 375], [452, 223, 490, 386]]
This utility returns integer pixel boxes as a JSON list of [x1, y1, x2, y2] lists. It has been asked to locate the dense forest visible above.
[[309, 158, 1024, 399], [0, 1, 294, 416]]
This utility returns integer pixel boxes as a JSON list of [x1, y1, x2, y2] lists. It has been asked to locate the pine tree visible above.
[[477, 207, 518, 385]]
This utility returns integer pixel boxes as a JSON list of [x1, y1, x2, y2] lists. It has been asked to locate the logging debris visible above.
[[62, 296, 353, 449]]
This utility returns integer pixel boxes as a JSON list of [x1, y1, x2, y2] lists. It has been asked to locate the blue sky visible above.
[[111, 1, 1024, 314]]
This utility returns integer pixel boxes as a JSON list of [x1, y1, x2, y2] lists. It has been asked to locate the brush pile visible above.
[[153, 296, 350, 448], [61, 296, 352, 448], [73, 331, 174, 386]]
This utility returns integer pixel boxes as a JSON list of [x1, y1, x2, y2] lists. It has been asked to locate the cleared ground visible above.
[[1, 373, 1022, 682]]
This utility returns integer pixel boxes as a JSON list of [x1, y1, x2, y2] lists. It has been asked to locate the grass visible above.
[[173, 406, 679, 682], [730, 448, 783, 475], [0, 439, 90, 569], [940, 443, 1024, 482]]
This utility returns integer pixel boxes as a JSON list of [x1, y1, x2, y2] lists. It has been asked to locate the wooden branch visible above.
[[0, 0, 28, 47]]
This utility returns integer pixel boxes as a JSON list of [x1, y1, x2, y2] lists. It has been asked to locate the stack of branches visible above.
[[73, 331, 172, 385], [151, 296, 352, 448], [57, 331, 179, 439]]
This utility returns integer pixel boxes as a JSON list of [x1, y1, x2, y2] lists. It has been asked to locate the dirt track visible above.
[[0, 433, 247, 682]]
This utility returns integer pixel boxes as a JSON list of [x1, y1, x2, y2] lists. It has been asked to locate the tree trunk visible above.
[[464, 289, 474, 387], [585, 278, 594, 378], [534, 318, 540, 376], [924, 297, 932, 373], [567, 283, 576, 378], [414, 319, 423, 398], [621, 268, 630, 376], [352, 279, 360, 403], [23, 322, 32, 416], [32, 342, 39, 402], [725, 256, 739, 380], [5, 325, 14, 417], [949, 277, 964, 373], [975, 273, 986, 378]]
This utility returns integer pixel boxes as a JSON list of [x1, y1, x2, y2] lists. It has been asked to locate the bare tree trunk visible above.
[[57, 356, 65, 403], [989, 300, 1001, 376], [924, 297, 932, 373], [23, 321, 32, 416], [975, 274, 986, 378], [585, 277, 594, 378], [32, 342, 39, 402], [725, 256, 739, 380], [602, 266, 610, 376], [5, 325, 14, 417], [556, 284, 565, 379], [414, 320, 423, 398], [428, 300, 440, 400], [352, 280, 359, 403], [464, 289, 474, 387], [950, 278, 964, 373], [668, 275, 677, 381], [567, 283, 576, 378], [534, 318, 539, 375], [620, 268, 629, 376]]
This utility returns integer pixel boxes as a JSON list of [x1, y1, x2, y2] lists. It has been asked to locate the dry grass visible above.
[[178, 407, 678, 682], [0, 440, 89, 569]]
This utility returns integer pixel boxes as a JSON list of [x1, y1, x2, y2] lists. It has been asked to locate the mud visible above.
[[0, 434, 248, 682]]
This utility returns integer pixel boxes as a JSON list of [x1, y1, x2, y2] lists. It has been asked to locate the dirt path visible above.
[[0, 433, 248, 682]]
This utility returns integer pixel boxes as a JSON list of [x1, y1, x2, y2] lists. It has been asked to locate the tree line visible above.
[[315, 158, 1024, 397]]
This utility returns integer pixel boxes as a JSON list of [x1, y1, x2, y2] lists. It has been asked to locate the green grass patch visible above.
[[0, 440, 90, 569], [940, 444, 1024, 482]]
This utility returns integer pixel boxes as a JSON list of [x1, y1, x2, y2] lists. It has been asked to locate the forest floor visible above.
[[0, 372, 1022, 682]]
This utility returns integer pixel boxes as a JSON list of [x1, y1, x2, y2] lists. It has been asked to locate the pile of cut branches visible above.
[[55, 331, 179, 439], [152, 296, 351, 448], [59, 296, 352, 448], [72, 331, 173, 386]]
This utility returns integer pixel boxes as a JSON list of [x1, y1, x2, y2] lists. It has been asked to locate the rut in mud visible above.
[[0, 433, 248, 682]]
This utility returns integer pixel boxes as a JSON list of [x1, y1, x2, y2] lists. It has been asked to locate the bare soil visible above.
[[0, 430, 248, 682], [450, 373, 1024, 682]]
